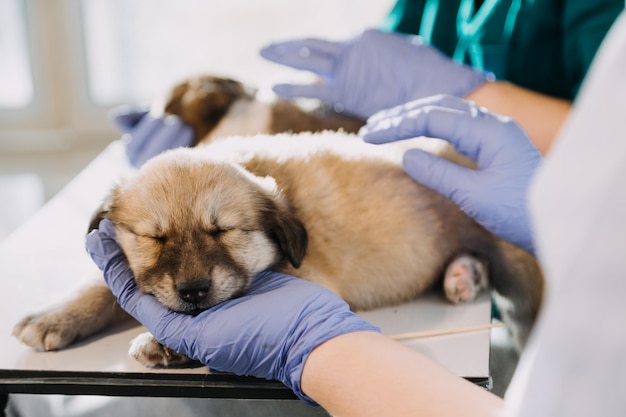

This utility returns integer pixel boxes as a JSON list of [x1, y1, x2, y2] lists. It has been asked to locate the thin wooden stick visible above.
[[389, 322, 503, 341]]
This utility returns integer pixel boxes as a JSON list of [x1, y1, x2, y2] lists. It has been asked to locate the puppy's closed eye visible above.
[[150, 235, 168, 244], [206, 227, 233, 238], [119, 224, 167, 245]]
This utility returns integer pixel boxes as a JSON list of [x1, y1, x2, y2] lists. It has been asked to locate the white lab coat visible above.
[[505, 10, 626, 417]]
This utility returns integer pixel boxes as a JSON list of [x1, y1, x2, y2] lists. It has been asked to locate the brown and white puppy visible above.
[[13, 132, 542, 367], [94, 134, 500, 310], [158, 74, 365, 145]]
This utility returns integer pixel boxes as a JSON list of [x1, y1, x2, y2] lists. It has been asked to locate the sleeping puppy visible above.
[[93, 134, 506, 311], [35, 132, 545, 367], [157, 74, 365, 144]]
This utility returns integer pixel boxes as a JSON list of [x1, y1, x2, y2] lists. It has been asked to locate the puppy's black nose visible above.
[[177, 280, 210, 305]]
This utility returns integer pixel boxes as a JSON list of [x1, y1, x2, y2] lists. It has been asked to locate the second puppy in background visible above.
[[159, 74, 365, 145]]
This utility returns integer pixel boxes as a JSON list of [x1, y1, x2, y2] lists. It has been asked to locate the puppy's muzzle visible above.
[[176, 280, 210, 305]]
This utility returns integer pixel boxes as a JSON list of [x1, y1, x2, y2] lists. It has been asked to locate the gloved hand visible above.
[[86, 219, 379, 405], [109, 105, 194, 168], [361, 95, 541, 255], [260, 29, 491, 120]]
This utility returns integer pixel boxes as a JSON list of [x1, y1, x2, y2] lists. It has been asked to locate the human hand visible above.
[[361, 95, 541, 254], [260, 29, 491, 119], [86, 219, 379, 404], [110, 106, 194, 168]]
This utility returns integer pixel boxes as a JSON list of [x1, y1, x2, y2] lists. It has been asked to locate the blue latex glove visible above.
[[260, 29, 491, 119], [109, 105, 194, 168], [361, 95, 541, 255], [86, 219, 379, 405]]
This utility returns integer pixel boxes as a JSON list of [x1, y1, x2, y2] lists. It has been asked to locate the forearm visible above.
[[466, 81, 571, 155], [301, 331, 504, 417]]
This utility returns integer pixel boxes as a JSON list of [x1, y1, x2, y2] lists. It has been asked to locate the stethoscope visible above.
[[418, 0, 523, 71]]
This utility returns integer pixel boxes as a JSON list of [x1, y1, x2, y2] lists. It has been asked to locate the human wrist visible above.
[[283, 310, 380, 404], [465, 81, 570, 155], [300, 331, 381, 409]]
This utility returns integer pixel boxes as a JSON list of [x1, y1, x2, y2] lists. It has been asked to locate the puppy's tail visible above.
[[488, 239, 545, 352]]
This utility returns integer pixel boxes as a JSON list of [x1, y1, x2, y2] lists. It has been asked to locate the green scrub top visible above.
[[381, 0, 624, 100]]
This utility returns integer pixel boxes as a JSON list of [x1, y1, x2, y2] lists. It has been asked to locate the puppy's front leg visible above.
[[13, 276, 130, 351], [129, 332, 196, 368]]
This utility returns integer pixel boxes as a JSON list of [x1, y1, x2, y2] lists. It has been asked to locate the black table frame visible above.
[[0, 369, 490, 414]]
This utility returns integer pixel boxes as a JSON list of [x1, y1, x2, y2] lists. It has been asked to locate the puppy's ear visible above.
[[163, 82, 188, 116], [262, 200, 308, 269]]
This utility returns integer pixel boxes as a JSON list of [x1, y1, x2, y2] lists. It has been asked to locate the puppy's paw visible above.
[[129, 332, 194, 368], [443, 255, 488, 304], [13, 312, 80, 351]]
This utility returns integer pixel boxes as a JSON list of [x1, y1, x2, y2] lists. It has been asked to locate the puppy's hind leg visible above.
[[443, 254, 489, 304], [13, 275, 130, 351]]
